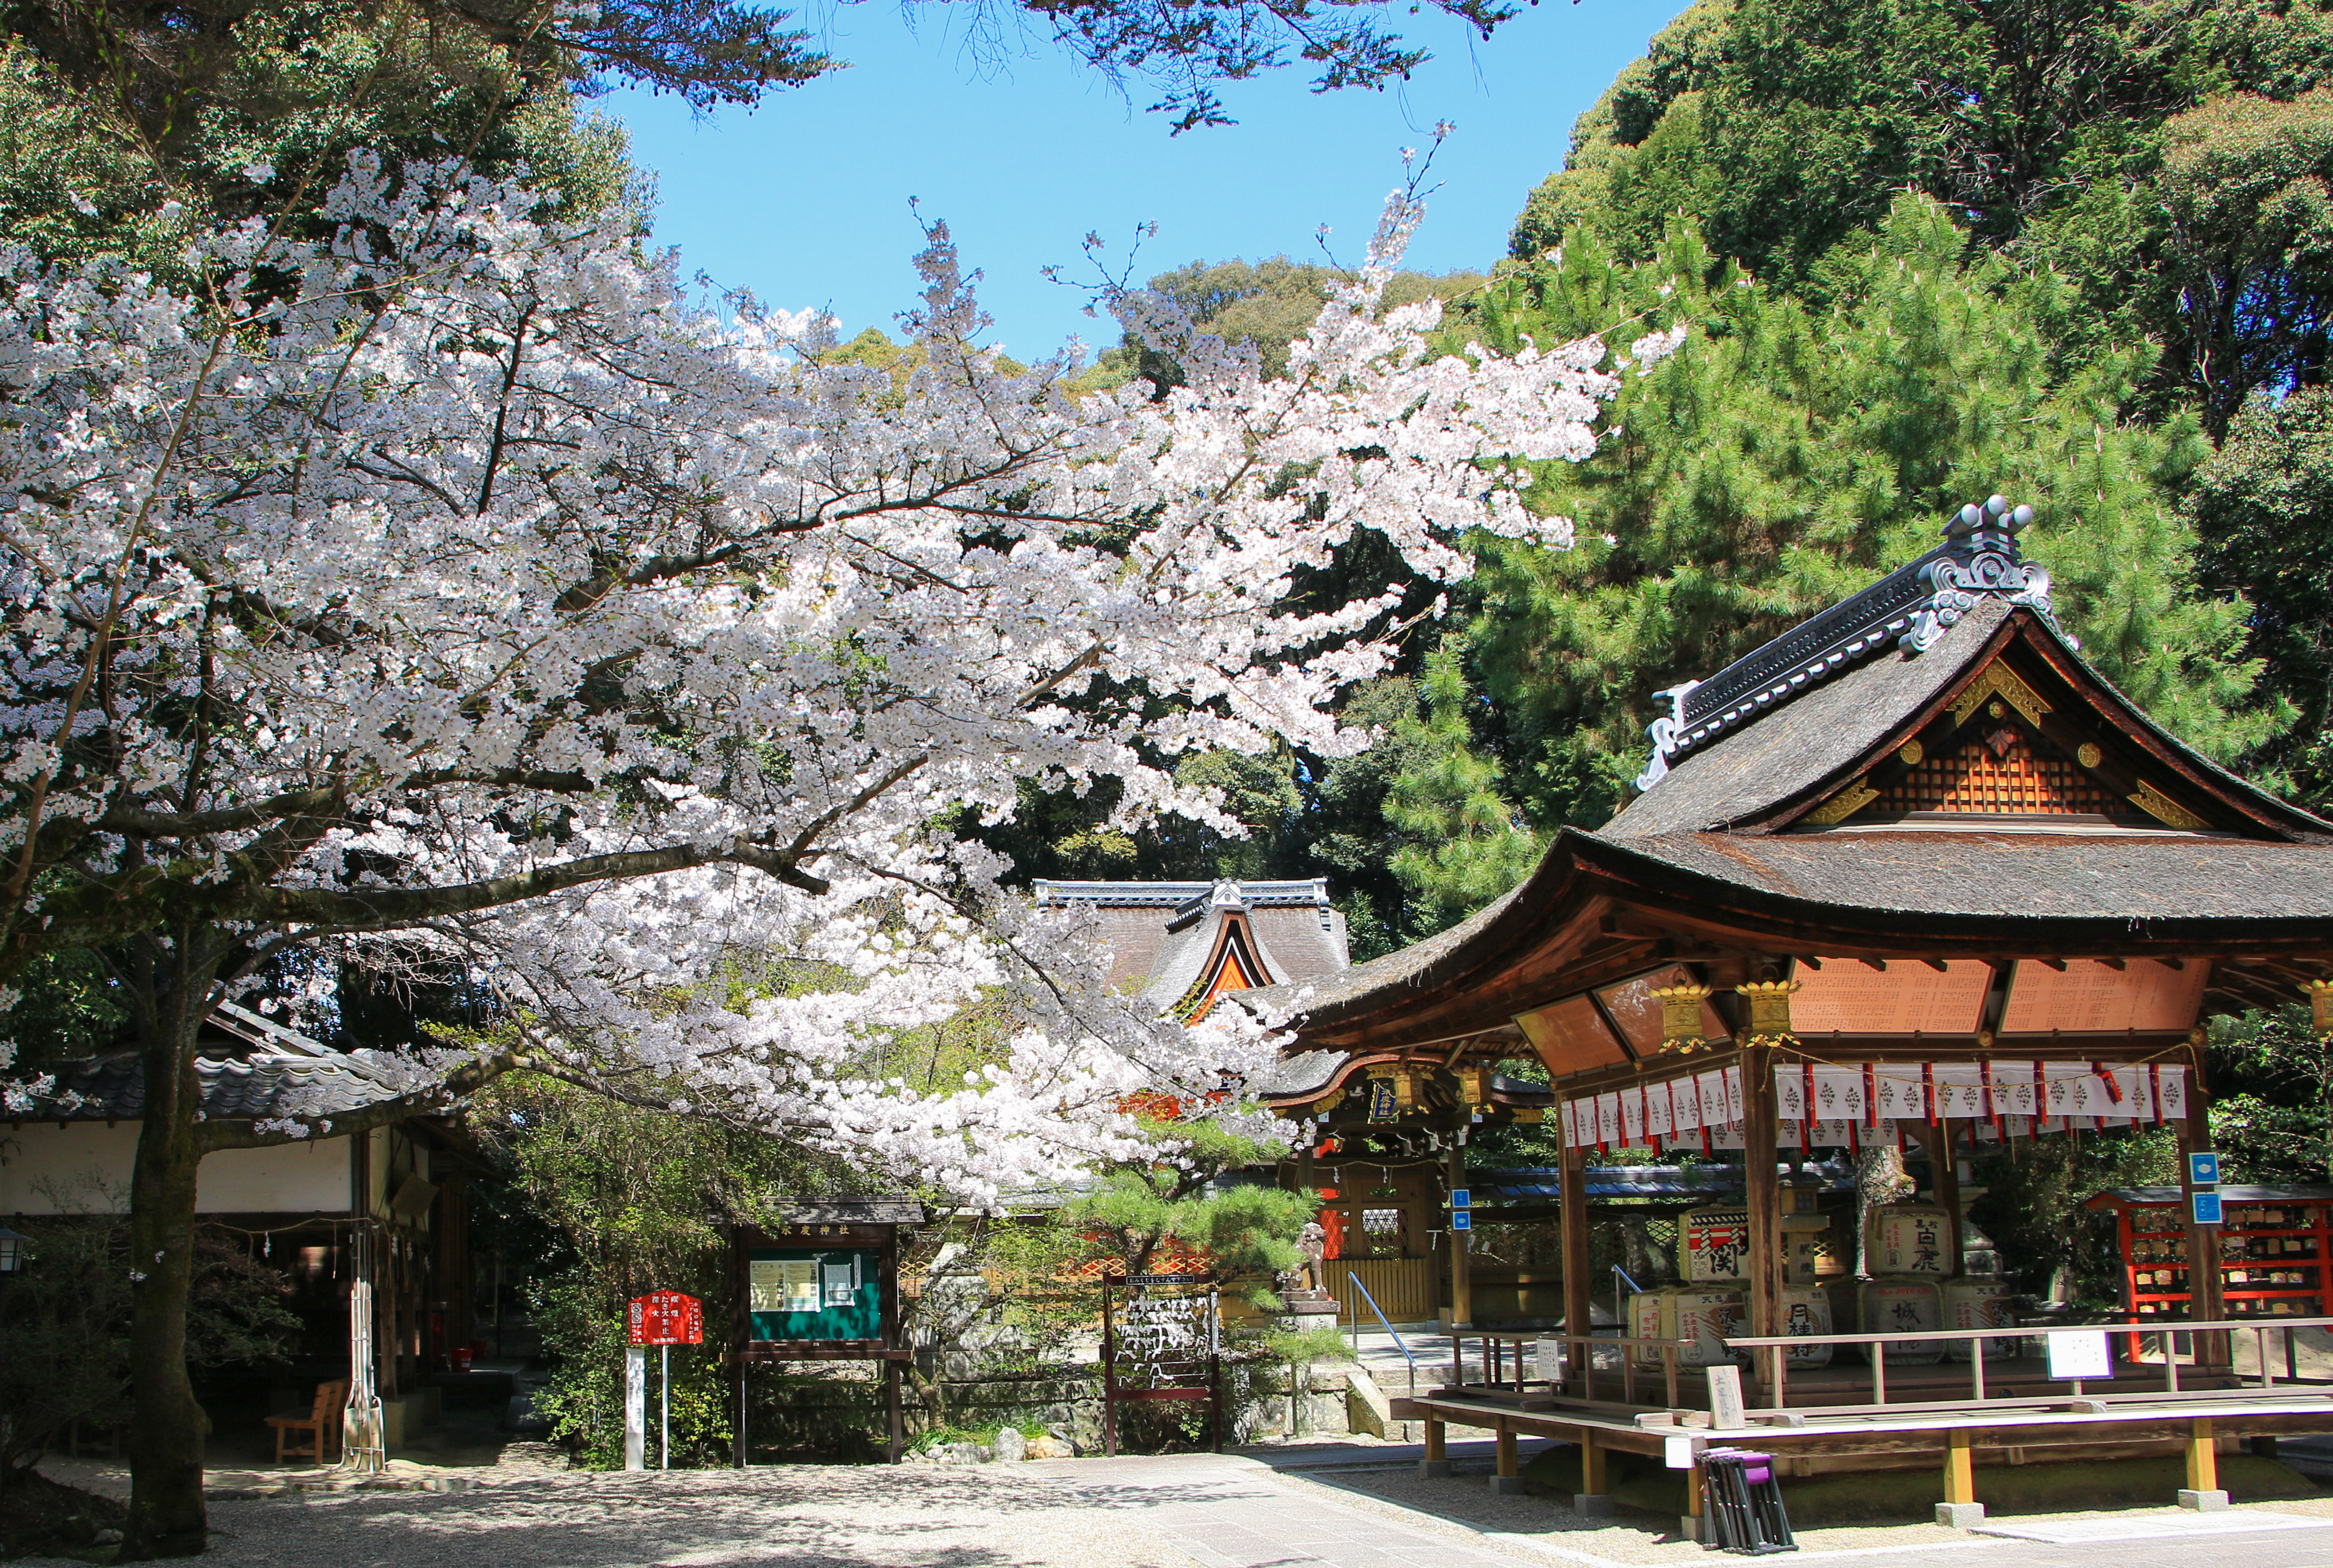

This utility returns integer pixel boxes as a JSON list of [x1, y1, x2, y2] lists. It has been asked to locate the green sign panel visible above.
[[746, 1247, 882, 1341]]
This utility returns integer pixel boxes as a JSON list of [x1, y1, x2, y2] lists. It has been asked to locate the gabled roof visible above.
[[1247, 496, 2333, 1056], [1034, 877, 1349, 1015]]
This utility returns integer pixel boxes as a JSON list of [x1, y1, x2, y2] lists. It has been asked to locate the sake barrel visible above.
[[1941, 1276, 2017, 1361], [1680, 1205, 1753, 1282], [1859, 1278, 1946, 1364], [1627, 1288, 1671, 1368], [1779, 1284, 1834, 1369], [1668, 1285, 1746, 1367], [1873, 1205, 1954, 1275]]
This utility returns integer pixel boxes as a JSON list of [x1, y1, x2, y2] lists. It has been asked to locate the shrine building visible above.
[[1240, 496, 2333, 1527]]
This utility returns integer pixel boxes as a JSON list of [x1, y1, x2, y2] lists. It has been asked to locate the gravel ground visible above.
[[1275, 1468, 1962, 1563], [25, 1465, 1199, 1568], [1294, 1465, 2333, 1564]]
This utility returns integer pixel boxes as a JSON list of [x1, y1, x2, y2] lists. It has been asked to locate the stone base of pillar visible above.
[[1572, 1493, 1615, 1515], [1487, 1475, 1526, 1495], [1934, 1502, 1985, 1528], [2178, 1489, 2230, 1512], [1418, 1459, 1451, 1479]]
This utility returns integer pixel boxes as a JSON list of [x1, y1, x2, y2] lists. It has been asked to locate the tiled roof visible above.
[[773, 1196, 925, 1226], [27, 1047, 425, 1123]]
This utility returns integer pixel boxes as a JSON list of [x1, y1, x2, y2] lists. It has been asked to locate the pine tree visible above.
[[1404, 195, 2281, 892]]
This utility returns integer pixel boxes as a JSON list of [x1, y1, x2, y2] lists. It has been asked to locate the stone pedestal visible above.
[[1935, 1502, 1986, 1528], [2178, 1489, 2230, 1511], [1276, 1289, 1341, 1335]]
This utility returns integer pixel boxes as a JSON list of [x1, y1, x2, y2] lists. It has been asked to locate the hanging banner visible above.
[[1871, 1068, 1922, 1122], [1810, 1065, 1864, 1124], [1932, 1063, 1986, 1119], [1597, 1092, 1622, 1146], [1621, 1087, 1646, 1147], [1773, 1067, 1806, 1122], [2157, 1065, 2188, 1121], [1673, 1074, 1705, 1131], [1993, 1061, 2038, 1118], [1646, 1080, 1676, 1139]]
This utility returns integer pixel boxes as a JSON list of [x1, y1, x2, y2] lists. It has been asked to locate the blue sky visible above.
[[610, 1, 1692, 356]]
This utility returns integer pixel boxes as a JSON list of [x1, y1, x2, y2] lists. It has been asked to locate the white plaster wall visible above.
[[0, 1122, 352, 1214]]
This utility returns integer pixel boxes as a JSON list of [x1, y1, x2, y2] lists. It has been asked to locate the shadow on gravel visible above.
[[176, 1467, 1143, 1568]]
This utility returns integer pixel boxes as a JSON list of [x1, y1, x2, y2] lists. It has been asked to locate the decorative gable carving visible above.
[[1877, 728, 2116, 816]]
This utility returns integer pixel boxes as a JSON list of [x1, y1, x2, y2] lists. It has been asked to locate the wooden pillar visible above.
[[886, 1359, 904, 1464], [1559, 1095, 1593, 1379], [1447, 1144, 1473, 1328], [2186, 1418, 2218, 1494], [1420, 1414, 1449, 1478], [2178, 1044, 2228, 1367], [1580, 1430, 1607, 1495], [1943, 1428, 1975, 1504], [1742, 1045, 1782, 1343], [1495, 1421, 1518, 1478]]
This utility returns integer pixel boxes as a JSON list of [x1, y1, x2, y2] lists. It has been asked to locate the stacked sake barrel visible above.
[[1853, 1204, 2018, 1364]]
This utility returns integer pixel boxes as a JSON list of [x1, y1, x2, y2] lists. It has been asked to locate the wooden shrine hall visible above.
[[1246, 496, 2333, 1527]]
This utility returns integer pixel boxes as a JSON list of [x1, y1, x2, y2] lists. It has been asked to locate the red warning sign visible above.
[[627, 1290, 703, 1346]]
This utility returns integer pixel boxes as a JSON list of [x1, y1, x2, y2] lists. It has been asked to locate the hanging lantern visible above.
[[2306, 979, 2333, 1039], [1365, 1069, 1400, 1123], [1736, 979, 1802, 1042], [1649, 982, 1714, 1053]]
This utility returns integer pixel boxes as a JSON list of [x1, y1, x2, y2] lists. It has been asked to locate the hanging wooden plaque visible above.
[[1791, 959, 1991, 1035], [1999, 958, 2209, 1035]]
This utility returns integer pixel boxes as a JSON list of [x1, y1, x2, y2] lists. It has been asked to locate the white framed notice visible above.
[[2045, 1329, 2110, 1380]]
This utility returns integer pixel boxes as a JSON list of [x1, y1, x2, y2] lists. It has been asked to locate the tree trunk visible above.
[[123, 981, 211, 1558], [1852, 1146, 1908, 1280]]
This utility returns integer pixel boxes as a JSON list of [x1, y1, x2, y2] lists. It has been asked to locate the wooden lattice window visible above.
[[1878, 727, 2117, 816]]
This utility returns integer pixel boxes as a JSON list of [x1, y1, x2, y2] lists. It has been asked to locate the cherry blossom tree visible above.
[[0, 152, 1645, 1552]]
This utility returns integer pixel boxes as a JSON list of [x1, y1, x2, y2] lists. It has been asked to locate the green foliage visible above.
[[2191, 388, 2333, 809], [1511, 0, 2333, 428], [0, 1198, 299, 1481], [1968, 1128, 2182, 1308], [1062, 1128, 1318, 1316], [0, 943, 124, 1076], [2208, 1005, 2333, 1185], [1406, 196, 2277, 884], [1137, 255, 1489, 379], [1382, 641, 1542, 934], [482, 1075, 855, 1467]]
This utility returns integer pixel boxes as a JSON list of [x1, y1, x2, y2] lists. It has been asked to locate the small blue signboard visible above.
[[2188, 1151, 2221, 1187], [1452, 1211, 1472, 1231], [2192, 1190, 2224, 1227], [1451, 1189, 1471, 1209]]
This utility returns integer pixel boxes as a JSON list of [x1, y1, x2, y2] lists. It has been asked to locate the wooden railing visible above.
[[1437, 1315, 2333, 1420], [1452, 1326, 1701, 1411], [1723, 1315, 2333, 1414]]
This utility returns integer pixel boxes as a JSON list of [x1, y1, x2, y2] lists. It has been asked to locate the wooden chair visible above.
[[265, 1379, 347, 1465]]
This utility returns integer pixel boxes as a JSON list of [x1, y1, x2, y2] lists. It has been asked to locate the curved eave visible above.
[[1288, 827, 2333, 1053]]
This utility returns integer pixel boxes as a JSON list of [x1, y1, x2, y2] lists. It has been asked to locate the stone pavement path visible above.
[[1029, 1452, 1539, 1568]]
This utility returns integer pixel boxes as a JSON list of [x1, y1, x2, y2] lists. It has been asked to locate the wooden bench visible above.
[[264, 1379, 346, 1465]]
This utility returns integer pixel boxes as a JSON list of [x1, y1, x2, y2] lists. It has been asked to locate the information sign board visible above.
[[2189, 1151, 2221, 1186], [627, 1290, 703, 1346], [2045, 1329, 2111, 1380], [1453, 1211, 1472, 1231], [1452, 1188, 1471, 1209], [2193, 1190, 2225, 1226]]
